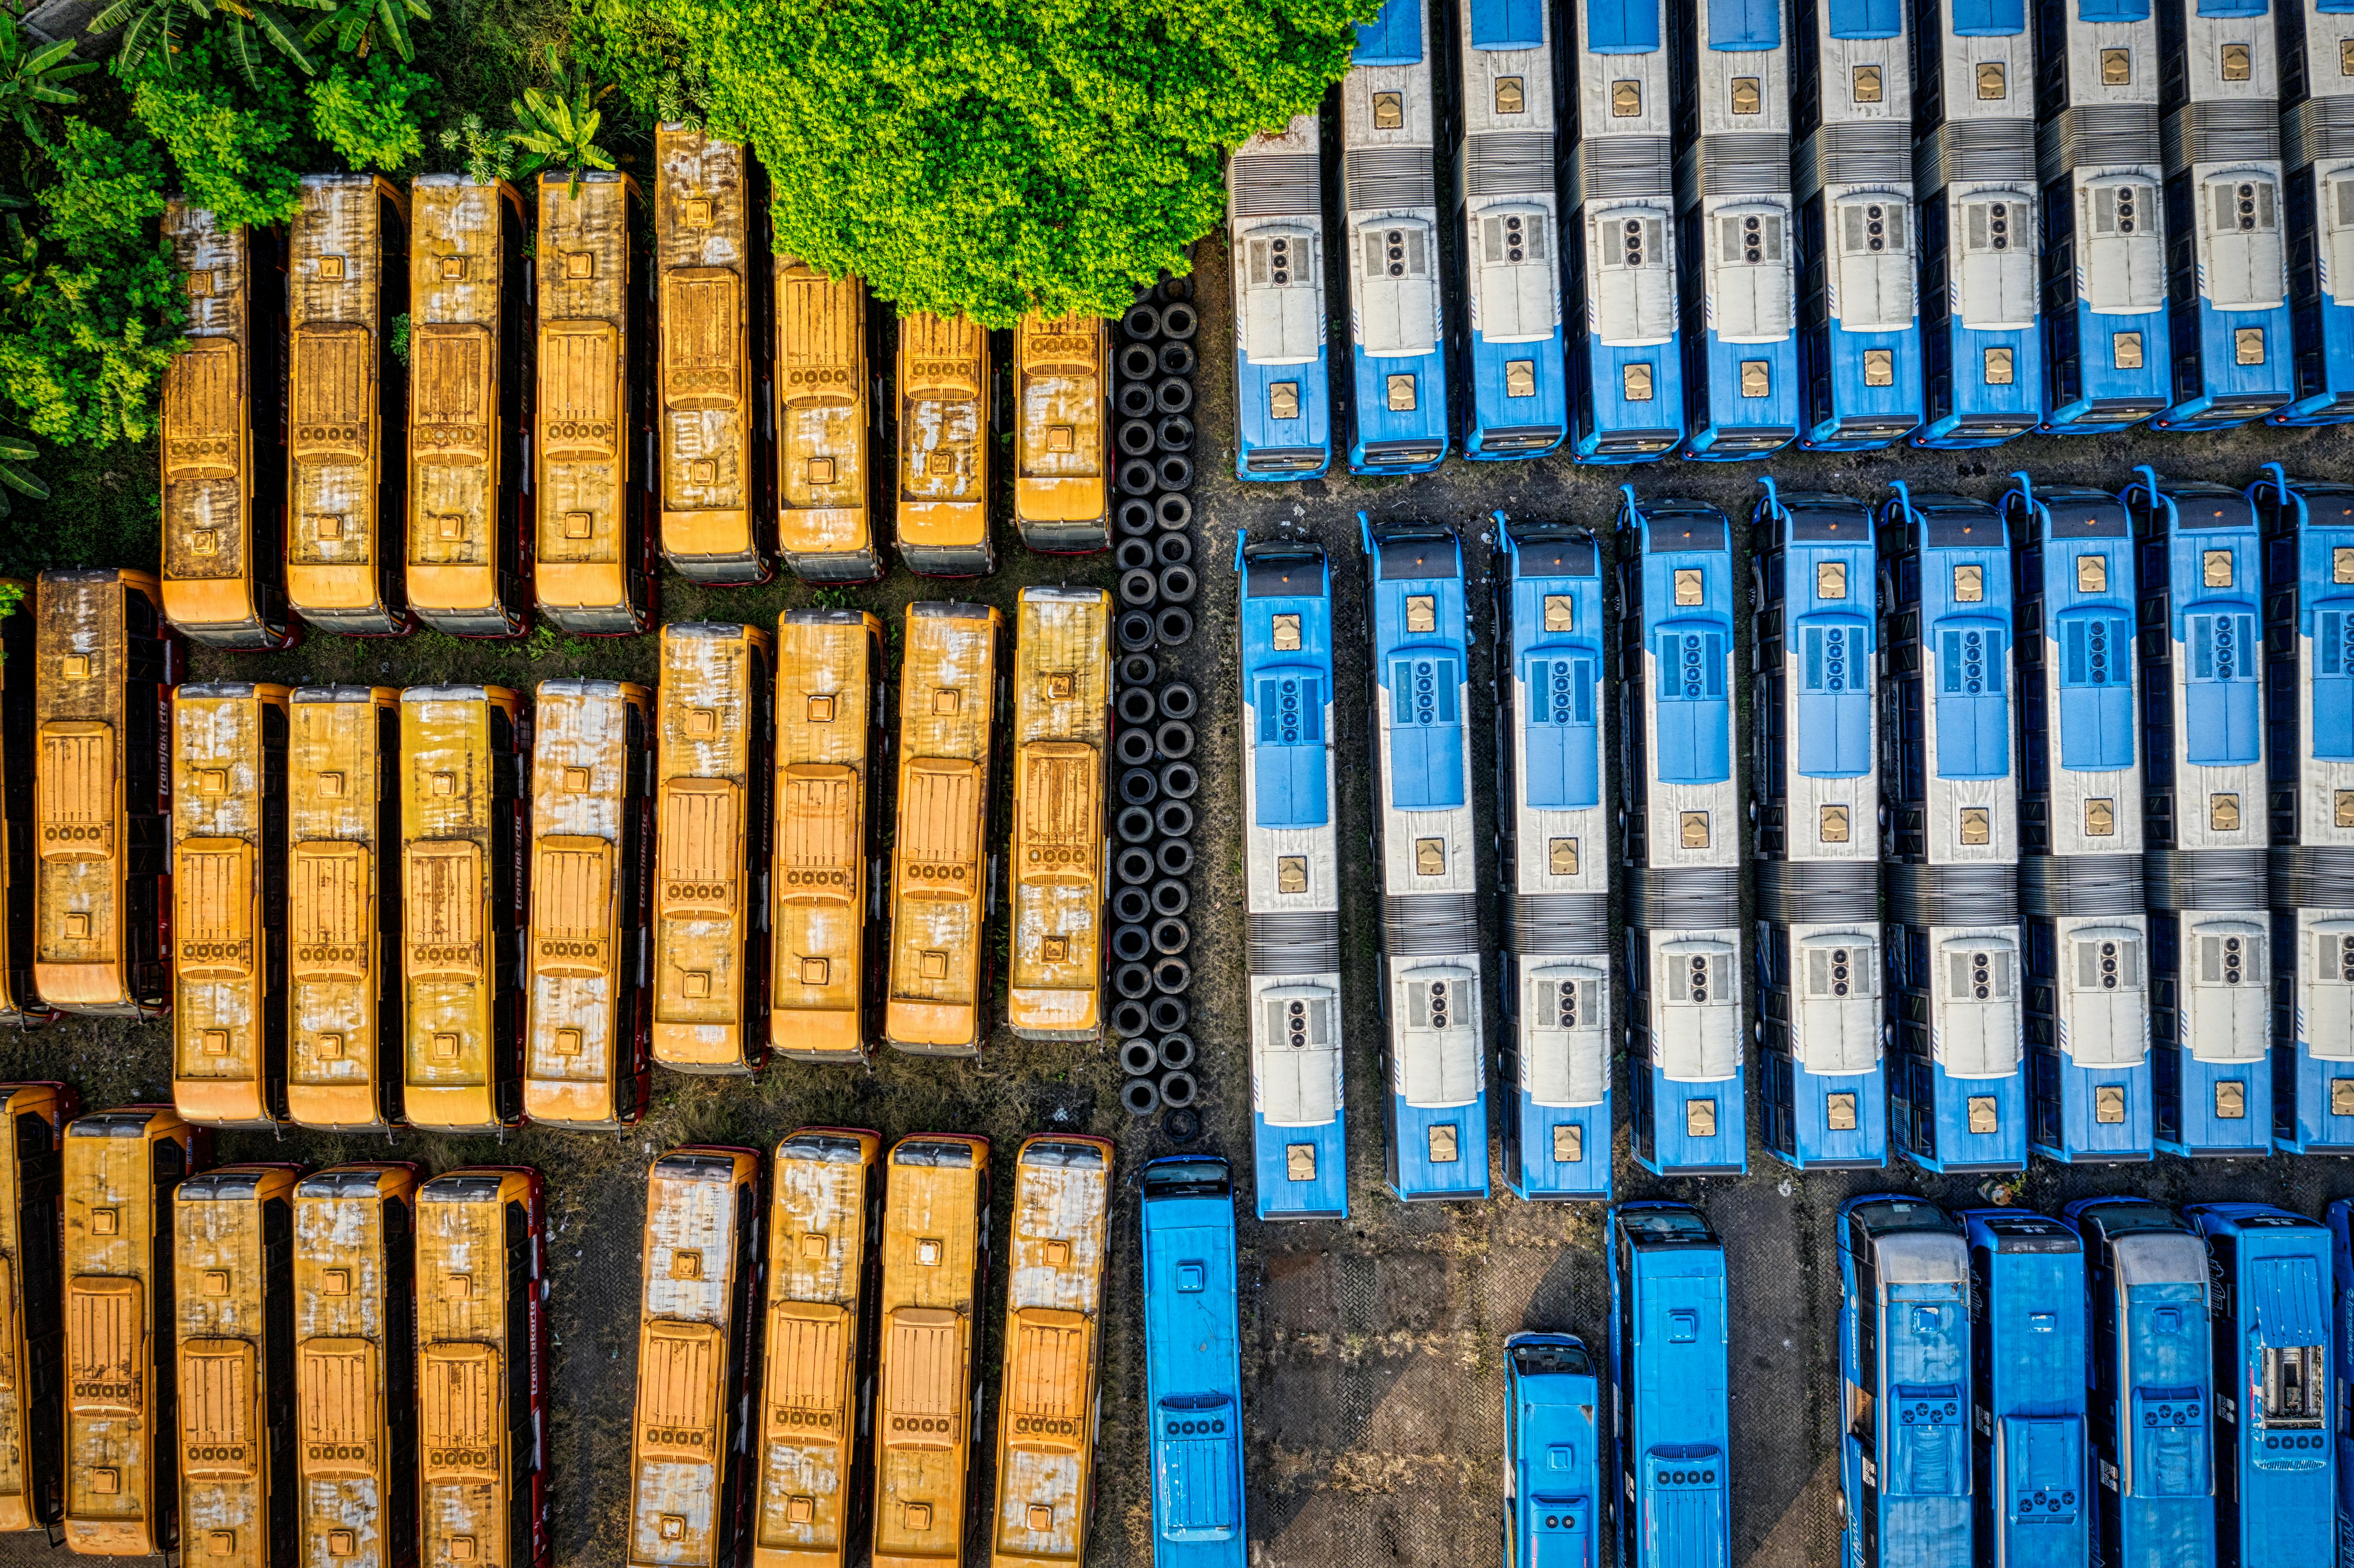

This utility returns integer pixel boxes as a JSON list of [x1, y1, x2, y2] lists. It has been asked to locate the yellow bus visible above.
[[0, 584, 53, 1028], [401, 685, 526, 1130], [537, 171, 657, 635], [287, 173, 412, 638], [753, 1128, 881, 1568], [1012, 315, 1111, 553], [292, 1163, 419, 1568], [988, 1134, 1112, 1568], [161, 203, 295, 650], [173, 683, 292, 1129], [771, 610, 885, 1063], [1007, 588, 1112, 1041], [36, 569, 176, 1020], [626, 1146, 764, 1568], [872, 1134, 990, 1568], [174, 1164, 303, 1568], [0, 1081, 78, 1534], [887, 602, 1006, 1056], [528, 678, 655, 1128], [775, 260, 882, 583], [655, 624, 775, 1075], [896, 314, 994, 577], [287, 686, 404, 1131], [62, 1104, 204, 1557], [408, 176, 532, 638], [657, 125, 774, 586], [414, 1167, 550, 1568]]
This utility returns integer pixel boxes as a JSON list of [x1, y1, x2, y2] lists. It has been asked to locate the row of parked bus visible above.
[[3, 571, 1129, 1127], [1240, 469, 2354, 1219], [1231, 0, 2354, 477], [161, 140, 1120, 651], [0, 1092, 549, 1565]]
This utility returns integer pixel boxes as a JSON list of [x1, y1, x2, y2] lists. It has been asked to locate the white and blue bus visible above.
[[1341, 0, 1451, 473], [1235, 533, 1348, 1218], [1617, 489, 1746, 1177], [1363, 516, 1489, 1199], [1751, 482, 1886, 1170], [1495, 514, 1611, 1200], [1449, 0, 1569, 458], [1230, 114, 1333, 479], [2276, 0, 2354, 423], [1674, 0, 1804, 458]]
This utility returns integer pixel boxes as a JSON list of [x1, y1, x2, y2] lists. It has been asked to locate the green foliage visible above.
[[89, 0, 317, 88], [0, 10, 97, 144], [124, 32, 310, 228], [506, 44, 612, 197], [0, 431, 159, 576], [307, 53, 431, 170], [437, 110, 516, 183], [296, 0, 434, 63], [388, 310, 410, 362]]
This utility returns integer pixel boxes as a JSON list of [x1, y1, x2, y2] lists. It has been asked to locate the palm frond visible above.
[[251, 3, 316, 71], [0, 438, 40, 463], [0, 462, 49, 501], [372, 0, 411, 59]]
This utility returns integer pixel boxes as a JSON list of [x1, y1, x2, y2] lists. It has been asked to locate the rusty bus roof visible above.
[[417, 1161, 538, 1568], [897, 313, 990, 556], [887, 605, 1001, 1050], [655, 125, 760, 574], [537, 172, 641, 625], [1008, 590, 1112, 1040], [874, 1133, 988, 1568], [287, 687, 399, 1132], [176, 1162, 299, 1568], [775, 258, 872, 567], [772, 613, 879, 1062], [161, 204, 266, 642], [409, 177, 522, 627], [1014, 315, 1108, 528]]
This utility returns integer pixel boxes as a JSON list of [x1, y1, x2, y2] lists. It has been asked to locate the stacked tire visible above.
[[1111, 275, 1201, 1141]]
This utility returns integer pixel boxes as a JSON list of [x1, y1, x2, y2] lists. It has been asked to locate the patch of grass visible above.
[[0, 435, 159, 577]]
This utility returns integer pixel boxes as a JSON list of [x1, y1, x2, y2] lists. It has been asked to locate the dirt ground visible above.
[[12, 230, 2354, 1568]]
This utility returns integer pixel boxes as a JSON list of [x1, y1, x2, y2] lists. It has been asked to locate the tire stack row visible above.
[[1109, 276, 1202, 1141]]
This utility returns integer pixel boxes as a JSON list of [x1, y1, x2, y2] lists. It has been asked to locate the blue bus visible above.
[[1141, 1157, 1246, 1568], [2323, 1199, 2354, 1561], [1615, 490, 1746, 1176], [1363, 516, 1488, 1199], [1562, 0, 1681, 459], [2276, 0, 2354, 425], [2031, 0, 2172, 432], [1448, 0, 1568, 459], [2001, 475, 2155, 1164], [1838, 1196, 1973, 1568], [1962, 1208, 2090, 1568], [1495, 514, 1611, 1200], [1792, 0, 1924, 447], [2119, 468, 2273, 1155], [1878, 484, 2027, 1173], [1235, 533, 1347, 1219], [1912, 0, 2042, 447], [1503, 1333, 1605, 1566], [2149, 0, 2292, 429], [2182, 1202, 2333, 1568], [1673, 0, 1803, 458], [2064, 1196, 2218, 1568], [1229, 114, 1333, 479], [1341, 0, 1451, 473], [1751, 482, 1886, 1170], [1607, 1201, 1732, 1568], [2248, 467, 2354, 1155]]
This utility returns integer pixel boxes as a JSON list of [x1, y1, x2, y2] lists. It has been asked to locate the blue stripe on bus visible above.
[[1708, 0, 1779, 47], [1353, 0, 1423, 62], [1828, 0, 1901, 37], [1591, 0, 1662, 51], [1470, 0, 1543, 48]]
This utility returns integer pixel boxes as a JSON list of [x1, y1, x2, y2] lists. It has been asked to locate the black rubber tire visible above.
[[1148, 994, 1190, 1033], [1157, 760, 1198, 800], [1157, 453, 1195, 491], [1115, 536, 1155, 573], [1115, 496, 1155, 537], [1116, 380, 1157, 419], [1161, 1106, 1202, 1142], [1157, 681, 1199, 721], [1151, 877, 1190, 917], [1156, 564, 1198, 604], [1155, 606, 1195, 645], [1159, 1070, 1199, 1108], [1118, 343, 1159, 383], [1114, 845, 1156, 885], [1156, 415, 1195, 453], [1154, 493, 1194, 531], [1118, 568, 1158, 608], [1154, 799, 1195, 838], [1159, 276, 1194, 304], [1157, 1032, 1197, 1071], [1114, 963, 1155, 1000], [1112, 884, 1153, 923], [1118, 766, 1160, 807], [1119, 1037, 1160, 1075], [1155, 839, 1194, 878], [1116, 610, 1157, 652], [1119, 457, 1157, 496], [1112, 923, 1153, 964], [1122, 302, 1163, 341], [1154, 718, 1195, 760], [1151, 916, 1191, 955], [1110, 998, 1151, 1038], [1159, 302, 1199, 340], [1118, 652, 1158, 688], [1156, 533, 1194, 568], [1122, 1076, 1162, 1115], [1115, 727, 1157, 767], [1154, 377, 1195, 415], [1115, 805, 1155, 844], [1157, 340, 1197, 377], [1152, 956, 1191, 994], [1117, 419, 1158, 458], [1117, 686, 1159, 726]]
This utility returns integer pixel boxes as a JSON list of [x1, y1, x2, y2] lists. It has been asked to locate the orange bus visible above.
[[536, 172, 657, 635], [174, 1164, 303, 1568], [0, 583, 53, 1028], [775, 260, 883, 583], [895, 314, 995, 576], [528, 678, 655, 1128], [771, 610, 886, 1063], [286, 173, 411, 637], [626, 1147, 765, 1568], [0, 1081, 78, 1534], [753, 1128, 882, 1568], [408, 176, 533, 637], [401, 685, 527, 1130], [1012, 315, 1111, 553], [173, 682, 292, 1128], [292, 1163, 419, 1568], [872, 1134, 990, 1568], [1007, 587, 1112, 1041], [36, 569, 177, 1020], [887, 602, 1007, 1055], [655, 624, 775, 1075], [287, 686, 404, 1131], [988, 1134, 1112, 1568], [62, 1104, 205, 1557], [657, 125, 774, 586], [160, 203, 294, 650]]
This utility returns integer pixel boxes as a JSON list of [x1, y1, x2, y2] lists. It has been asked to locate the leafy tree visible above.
[[121, 30, 311, 228], [307, 52, 431, 170], [87, 0, 317, 88], [294, 0, 434, 64], [507, 45, 611, 198], [0, 10, 97, 144]]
